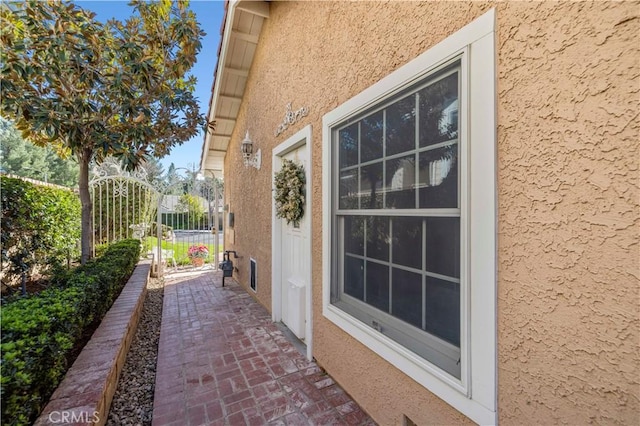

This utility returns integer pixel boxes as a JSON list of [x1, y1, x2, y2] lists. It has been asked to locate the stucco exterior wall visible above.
[[222, 1, 639, 424], [496, 2, 639, 424]]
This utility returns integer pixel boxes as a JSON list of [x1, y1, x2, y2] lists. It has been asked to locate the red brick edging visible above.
[[34, 260, 151, 426]]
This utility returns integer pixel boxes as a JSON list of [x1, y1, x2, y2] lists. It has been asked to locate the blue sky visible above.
[[76, 0, 225, 172]]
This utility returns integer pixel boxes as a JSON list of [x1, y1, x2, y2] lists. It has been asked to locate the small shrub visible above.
[[1, 176, 81, 291], [0, 239, 140, 425]]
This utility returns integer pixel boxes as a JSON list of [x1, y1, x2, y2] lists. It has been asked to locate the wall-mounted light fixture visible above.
[[241, 131, 261, 169]]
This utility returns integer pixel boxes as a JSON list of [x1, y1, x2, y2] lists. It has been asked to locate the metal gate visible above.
[[90, 159, 222, 277]]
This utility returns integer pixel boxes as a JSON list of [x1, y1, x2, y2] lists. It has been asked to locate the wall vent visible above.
[[250, 258, 257, 292], [403, 415, 417, 426]]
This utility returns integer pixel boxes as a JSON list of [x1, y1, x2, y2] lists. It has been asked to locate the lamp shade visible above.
[[241, 131, 253, 157]]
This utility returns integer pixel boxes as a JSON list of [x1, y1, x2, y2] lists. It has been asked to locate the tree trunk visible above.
[[78, 149, 93, 264]]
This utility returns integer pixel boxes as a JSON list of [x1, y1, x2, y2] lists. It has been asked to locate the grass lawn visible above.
[[144, 237, 221, 266]]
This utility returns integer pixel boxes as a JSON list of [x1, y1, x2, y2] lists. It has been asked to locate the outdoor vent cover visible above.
[[403, 415, 417, 426], [250, 258, 257, 292]]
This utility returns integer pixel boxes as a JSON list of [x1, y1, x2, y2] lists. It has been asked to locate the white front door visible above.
[[278, 143, 310, 340]]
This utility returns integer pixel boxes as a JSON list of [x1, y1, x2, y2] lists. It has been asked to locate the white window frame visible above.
[[322, 9, 496, 425]]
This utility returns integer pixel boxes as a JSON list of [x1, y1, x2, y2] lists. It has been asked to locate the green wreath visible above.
[[274, 159, 305, 226]]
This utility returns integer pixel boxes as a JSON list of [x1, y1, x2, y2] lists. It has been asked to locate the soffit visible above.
[[200, 0, 269, 176]]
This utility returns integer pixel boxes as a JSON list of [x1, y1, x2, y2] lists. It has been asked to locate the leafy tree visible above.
[[163, 162, 200, 194], [164, 162, 181, 192], [141, 156, 165, 185], [47, 154, 80, 188], [176, 193, 204, 229], [0, 0, 205, 263], [0, 117, 48, 179], [199, 174, 223, 199], [0, 117, 79, 187]]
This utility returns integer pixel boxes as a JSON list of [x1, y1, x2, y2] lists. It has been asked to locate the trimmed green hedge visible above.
[[1, 176, 81, 287], [0, 239, 141, 425]]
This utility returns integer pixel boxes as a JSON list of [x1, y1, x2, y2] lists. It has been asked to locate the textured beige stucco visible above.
[[496, 2, 639, 424], [221, 1, 639, 424]]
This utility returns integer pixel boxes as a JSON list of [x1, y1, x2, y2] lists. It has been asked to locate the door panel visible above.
[[279, 144, 309, 339]]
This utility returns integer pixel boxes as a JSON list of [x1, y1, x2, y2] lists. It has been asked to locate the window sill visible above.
[[323, 303, 496, 425]]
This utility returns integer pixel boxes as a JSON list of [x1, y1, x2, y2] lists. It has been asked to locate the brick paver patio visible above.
[[152, 271, 376, 426]]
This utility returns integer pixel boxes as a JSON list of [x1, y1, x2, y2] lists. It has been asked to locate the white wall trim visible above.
[[272, 124, 313, 361], [322, 9, 496, 425]]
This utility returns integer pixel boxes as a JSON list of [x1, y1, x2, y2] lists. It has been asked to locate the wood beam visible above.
[[236, 1, 269, 19], [219, 94, 243, 102], [210, 133, 232, 139], [214, 117, 236, 125], [224, 66, 249, 78], [231, 30, 259, 45]]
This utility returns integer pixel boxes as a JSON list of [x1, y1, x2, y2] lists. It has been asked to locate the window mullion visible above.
[[337, 217, 344, 299], [417, 138, 459, 153], [382, 109, 387, 208], [422, 218, 427, 331], [357, 122, 362, 210], [333, 129, 340, 214], [415, 92, 420, 208], [388, 217, 393, 314], [337, 208, 461, 216], [363, 218, 368, 303]]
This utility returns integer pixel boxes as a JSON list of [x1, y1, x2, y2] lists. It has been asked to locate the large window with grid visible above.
[[322, 10, 496, 423], [332, 63, 462, 378]]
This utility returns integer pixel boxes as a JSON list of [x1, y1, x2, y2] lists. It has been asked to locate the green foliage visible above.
[[274, 159, 306, 226], [0, 0, 206, 262], [0, 0, 205, 161], [1, 176, 81, 286], [175, 193, 205, 228], [144, 236, 219, 265], [0, 118, 79, 187], [161, 212, 214, 231], [140, 156, 165, 185], [163, 164, 201, 196], [0, 239, 140, 425]]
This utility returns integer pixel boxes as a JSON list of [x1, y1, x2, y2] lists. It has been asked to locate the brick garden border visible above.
[[35, 260, 151, 426]]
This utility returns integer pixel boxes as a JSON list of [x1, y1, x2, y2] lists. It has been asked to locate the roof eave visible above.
[[199, 0, 269, 176]]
